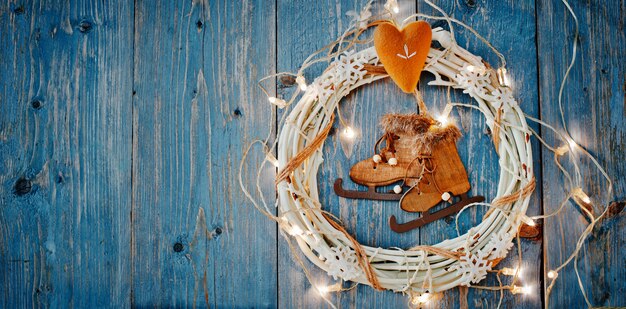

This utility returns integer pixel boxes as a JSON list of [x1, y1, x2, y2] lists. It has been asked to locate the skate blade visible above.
[[389, 195, 485, 233], [334, 178, 402, 201]]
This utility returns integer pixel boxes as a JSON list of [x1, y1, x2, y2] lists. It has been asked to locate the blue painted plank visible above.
[[0, 0, 133, 307], [536, 0, 626, 307], [131, 0, 277, 307], [130, 1, 215, 307], [276, 0, 422, 307], [206, 0, 278, 307], [416, 1, 543, 308]]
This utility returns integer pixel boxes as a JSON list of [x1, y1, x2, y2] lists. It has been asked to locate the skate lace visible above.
[[374, 131, 445, 195], [373, 131, 398, 161]]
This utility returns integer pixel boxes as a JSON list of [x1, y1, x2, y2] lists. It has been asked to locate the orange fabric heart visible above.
[[374, 21, 432, 93]]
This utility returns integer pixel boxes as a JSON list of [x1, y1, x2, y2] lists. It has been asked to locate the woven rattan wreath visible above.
[[274, 27, 535, 294]]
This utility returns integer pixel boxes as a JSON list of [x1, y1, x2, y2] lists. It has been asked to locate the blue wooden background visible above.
[[0, 0, 624, 308]]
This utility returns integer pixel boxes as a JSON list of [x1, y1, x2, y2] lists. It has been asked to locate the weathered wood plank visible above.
[[536, 0, 626, 307], [131, 0, 277, 307], [416, 1, 543, 308], [0, 0, 133, 307], [206, 0, 278, 307]]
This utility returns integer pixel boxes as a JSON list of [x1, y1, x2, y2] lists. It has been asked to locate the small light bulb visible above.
[[411, 293, 431, 305], [547, 270, 558, 279], [521, 215, 535, 227], [417, 293, 431, 303], [317, 285, 329, 295], [555, 145, 569, 156], [437, 115, 449, 126], [580, 193, 591, 204], [385, 0, 400, 14], [501, 267, 517, 276], [497, 67, 510, 87], [296, 75, 307, 91], [266, 153, 279, 168], [437, 104, 453, 127], [268, 96, 287, 108], [572, 188, 592, 212], [342, 127, 356, 139], [511, 285, 532, 295], [467, 65, 475, 72], [290, 225, 303, 236], [567, 138, 577, 149]]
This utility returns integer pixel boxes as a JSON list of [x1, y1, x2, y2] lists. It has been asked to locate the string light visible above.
[[555, 145, 569, 156], [573, 188, 591, 204], [520, 215, 536, 227], [501, 267, 523, 278], [437, 104, 453, 126], [567, 137, 577, 149], [411, 293, 432, 305], [436, 115, 449, 126], [268, 96, 287, 108], [384, 0, 400, 14], [296, 75, 308, 91], [316, 283, 341, 296], [317, 285, 330, 295], [572, 187, 593, 212], [289, 225, 303, 236], [341, 126, 356, 139], [265, 152, 279, 168], [511, 285, 532, 295], [547, 270, 558, 279], [496, 67, 510, 87]]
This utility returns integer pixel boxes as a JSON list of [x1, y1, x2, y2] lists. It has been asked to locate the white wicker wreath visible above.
[[276, 27, 534, 293]]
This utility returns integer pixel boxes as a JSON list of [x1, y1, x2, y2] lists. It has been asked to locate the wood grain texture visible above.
[[417, 1, 544, 308], [536, 0, 626, 307], [0, 0, 624, 307], [131, 0, 277, 307], [0, 0, 133, 307]]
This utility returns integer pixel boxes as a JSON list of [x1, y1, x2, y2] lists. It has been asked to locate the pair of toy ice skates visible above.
[[334, 113, 484, 233]]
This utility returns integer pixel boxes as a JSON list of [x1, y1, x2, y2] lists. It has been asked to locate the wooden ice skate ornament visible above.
[[373, 21, 432, 93], [334, 114, 485, 233]]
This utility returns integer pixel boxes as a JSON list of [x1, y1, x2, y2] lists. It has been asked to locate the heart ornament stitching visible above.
[[373, 21, 432, 93]]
